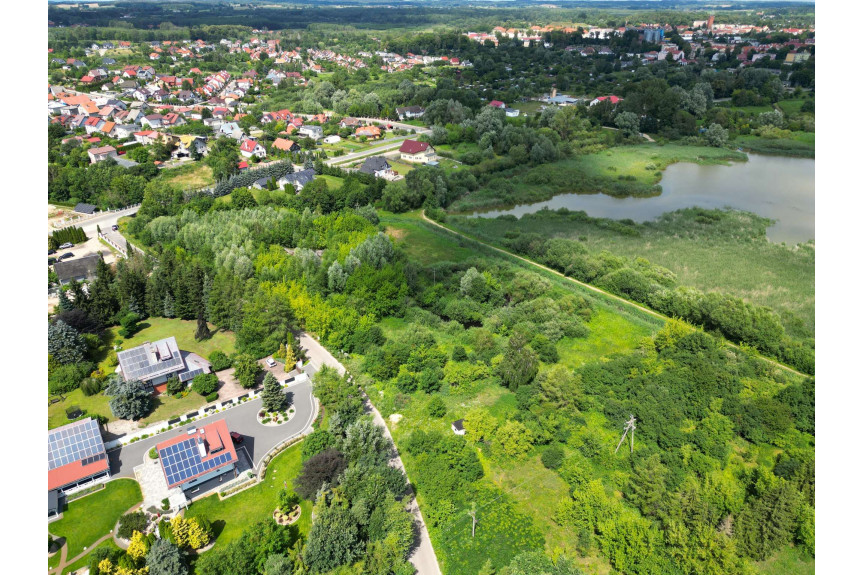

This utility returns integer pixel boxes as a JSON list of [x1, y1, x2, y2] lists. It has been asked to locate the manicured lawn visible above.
[[59, 540, 123, 575], [162, 162, 215, 190], [49, 479, 142, 564], [103, 318, 236, 373], [49, 388, 113, 429], [185, 443, 311, 548], [386, 158, 417, 176], [512, 100, 544, 115]]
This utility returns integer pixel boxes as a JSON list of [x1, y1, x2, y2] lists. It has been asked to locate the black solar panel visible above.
[[48, 418, 106, 470], [179, 368, 204, 383], [158, 438, 233, 487]]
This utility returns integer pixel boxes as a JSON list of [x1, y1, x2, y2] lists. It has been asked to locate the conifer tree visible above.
[[261, 372, 285, 412]]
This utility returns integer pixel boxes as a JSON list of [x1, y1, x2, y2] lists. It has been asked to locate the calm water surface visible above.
[[470, 154, 815, 244]]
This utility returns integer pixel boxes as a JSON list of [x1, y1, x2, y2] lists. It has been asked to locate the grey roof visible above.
[[452, 419, 465, 431], [359, 156, 390, 175], [281, 168, 316, 188], [73, 203, 97, 214], [48, 418, 106, 471], [54, 253, 101, 283], [117, 336, 185, 382]]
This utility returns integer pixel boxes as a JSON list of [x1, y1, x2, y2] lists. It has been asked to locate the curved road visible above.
[[108, 379, 315, 478], [420, 212, 808, 378], [300, 334, 443, 575]]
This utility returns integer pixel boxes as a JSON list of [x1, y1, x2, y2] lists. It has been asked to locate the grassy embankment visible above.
[[48, 318, 236, 429], [447, 144, 747, 212], [48, 479, 142, 572], [446, 208, 815, 339], [185, 443, 312, 549]]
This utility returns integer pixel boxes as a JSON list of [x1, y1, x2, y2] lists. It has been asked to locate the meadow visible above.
[[447, 208, 815, 338]]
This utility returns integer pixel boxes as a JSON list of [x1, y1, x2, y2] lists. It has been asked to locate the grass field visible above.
[[185, 443, 311, 548], [48, 479, 142, 567], [447, 208, 815, 337], [58, 540, 123, 575], [381, 211, 476, 265], [104, 318, 236, 369], [162, 163, 215, 190], [755, 546, 815, 575], [736, 133, 815, 158], [512, 100, 544, 115]]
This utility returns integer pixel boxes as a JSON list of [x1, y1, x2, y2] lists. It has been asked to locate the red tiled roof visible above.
[[156, 420, 238, 489], [48, 457, 109, 491], [399, 139, 430, 154], [488, 100, 505, 107], [240, 139, 259, 153]]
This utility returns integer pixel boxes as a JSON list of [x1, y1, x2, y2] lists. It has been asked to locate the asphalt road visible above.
[[49, 205, 140, 239], [108, 378, 315, 478]]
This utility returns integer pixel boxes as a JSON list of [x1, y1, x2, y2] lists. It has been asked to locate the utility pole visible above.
[[468, 502, 478, 538], [615, 414, 637, 454]]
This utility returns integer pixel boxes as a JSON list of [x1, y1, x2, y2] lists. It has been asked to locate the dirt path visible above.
[[420, 212, 809, 378], [299, 334, 443, 575]]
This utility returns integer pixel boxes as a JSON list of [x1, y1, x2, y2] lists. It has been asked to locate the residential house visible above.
[[239, 138, 267, 159], [395, 106, 425, 120], [218, 122, 242, 139], [590, 95, 622, 106], [113, 124, 139, 140], [358, 156, 395, 179], [339, 117, 361, 129], [399, 140, 436, 164], [155, 419, 238, 495], [141, 114, 164, 128], [134, 130, 159, 145], [322, 135, 341, 144], [87, 145, 117, 163], [488, 100, 506, 109], [278, 168, 316, 192], [54, 253, 102, 285], [83, 117, 105, 134], [272, 138, 301, 153], [451, 419, 466, 435], [355, 125, 381, 139], [117, 336, 211, 393], [173, 135, 208, 159], [298, 125, 324, 140], [504, 108, 520, 117], [48, 418, 110, 516]]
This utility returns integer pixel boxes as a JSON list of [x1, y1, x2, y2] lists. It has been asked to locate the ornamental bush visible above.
[[192, 373, 219, 396], [118, 511, 148, 539], [208, 350, 232, 371]]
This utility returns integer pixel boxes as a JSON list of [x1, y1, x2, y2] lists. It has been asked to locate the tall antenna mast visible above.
[[615, 414, 637, 454]]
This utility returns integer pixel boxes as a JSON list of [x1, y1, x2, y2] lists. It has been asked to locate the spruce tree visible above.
[[163, 294, 175, 318], [195, 309, 211, 341], [57, 289, 74, 312], [261, 372, 285, 412]]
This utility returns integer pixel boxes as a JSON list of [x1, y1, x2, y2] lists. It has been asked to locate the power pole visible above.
[[468, 502, 478, 538], [615, 414, 637, 454]]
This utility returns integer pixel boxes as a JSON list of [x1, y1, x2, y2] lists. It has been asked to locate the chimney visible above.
[[197, 437, 207, 458]]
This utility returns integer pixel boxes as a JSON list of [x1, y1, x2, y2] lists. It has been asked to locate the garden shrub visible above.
[[166, 377, 184, 395], [192, 373, 219, 396], [541, 445, 565, 470], [208, 350, 233, 371], [117, 511, 148, 539]]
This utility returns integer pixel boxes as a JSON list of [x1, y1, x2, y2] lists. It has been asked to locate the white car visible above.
[[59, 242, 74, 249], [266, 357, 277, 368]]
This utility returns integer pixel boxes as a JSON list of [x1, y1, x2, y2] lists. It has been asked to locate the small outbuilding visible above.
[[452, 419, 466, 435]]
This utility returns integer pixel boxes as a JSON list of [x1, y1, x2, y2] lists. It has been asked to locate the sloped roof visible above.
[[54, 253, 101, 283], [359, 156, 390, 175], [399, 139, 430, 154]]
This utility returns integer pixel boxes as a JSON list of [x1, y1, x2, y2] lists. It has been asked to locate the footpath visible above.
[[299, 334, 443, 575]]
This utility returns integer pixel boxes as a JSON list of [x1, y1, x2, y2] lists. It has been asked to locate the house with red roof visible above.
[[488, 100, 506, 108], [399, 139, 437, 164], [590, 95, 622, 106], [272, 138, 300, 153], [48, 418, 110, 516], [155, 419, 238, 493], [240, 138, 267, 159], [88, 145, 117, 163]]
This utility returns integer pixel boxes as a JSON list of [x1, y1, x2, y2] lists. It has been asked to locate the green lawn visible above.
[[381, 211, 476, 265], [49, 479, 142, 566], [59, 540, 123, 575], [162, 162, 215, 190], [512, 100, 544, 115], [185, 443, 311, 548], [557, 307, 655, 368], [103, 318, 236, 372], [49, 388, 113, 430]]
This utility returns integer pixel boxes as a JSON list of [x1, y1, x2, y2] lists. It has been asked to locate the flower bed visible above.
[[256, 406, 296, 426], [273, 505, 301, 526]]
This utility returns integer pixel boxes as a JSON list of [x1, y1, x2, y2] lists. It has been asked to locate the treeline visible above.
[[50, 226, 87, 248], [494, 217, 814, 374]]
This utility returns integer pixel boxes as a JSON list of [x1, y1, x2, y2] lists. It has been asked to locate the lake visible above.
[[469, 153, 815, 244]]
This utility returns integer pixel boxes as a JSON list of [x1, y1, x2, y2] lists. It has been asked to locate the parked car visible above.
[[266, 357, 277, 368], [48, 257, 57, 266], [59, 242, 74, 249], [111, 224, 119, 231], [230, 431, 243, 444], [58, 253, 74, 261], [48, 249, 56, 255]]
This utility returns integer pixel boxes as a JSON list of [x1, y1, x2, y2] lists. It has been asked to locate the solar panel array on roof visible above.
[[48, 418, 105, 470], [117, 338, 184, 382], [159, 438, 233, 487], [179, 368, 204, 383]]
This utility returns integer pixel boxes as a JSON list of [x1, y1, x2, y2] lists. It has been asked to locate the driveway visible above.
[[299, 334, 442, 575], [108, 378, 315, 478]]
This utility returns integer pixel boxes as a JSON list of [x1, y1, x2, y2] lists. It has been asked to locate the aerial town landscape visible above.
[[44, 1, 816, 575]]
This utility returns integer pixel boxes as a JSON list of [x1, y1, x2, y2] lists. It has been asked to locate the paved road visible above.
[[49, 205, 140, 238], [299, 334, 443, 575], [325, 136, 416, 166], [108, 379, 315, 478]]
